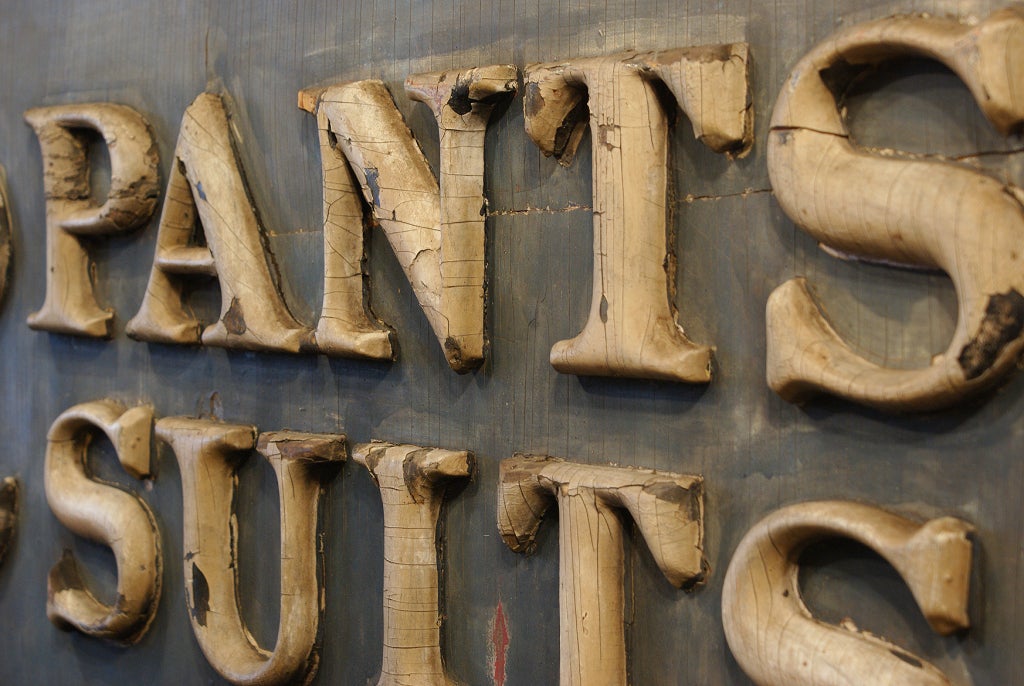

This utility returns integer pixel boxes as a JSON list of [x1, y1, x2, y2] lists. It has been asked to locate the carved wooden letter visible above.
[[157, 420, 344, 686], [127, 93, 310, 353], [25, 104, 160, 337], [299, 65, 517, 370], [44, 400, 161, 643], [497, 455, 706, 686], [722, 501, 973, 686], [767, 8, 1024, 411], [0, 477, 18, 568], [523, 46, 752, 382], [352, 441, 474, 686]]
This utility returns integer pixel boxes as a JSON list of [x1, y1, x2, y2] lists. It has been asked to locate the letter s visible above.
[[767, 8, 1024, 411], [45, 400, 161, 644], [722, 501, 973, 686]]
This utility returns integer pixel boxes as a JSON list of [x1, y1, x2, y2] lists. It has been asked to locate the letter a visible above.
[[128, 94, 310, 353]]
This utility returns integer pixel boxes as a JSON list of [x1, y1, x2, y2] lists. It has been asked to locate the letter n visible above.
[[299, 65, 517, 371]]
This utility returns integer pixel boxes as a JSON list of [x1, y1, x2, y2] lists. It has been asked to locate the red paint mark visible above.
[[492, 600, 510, 686]]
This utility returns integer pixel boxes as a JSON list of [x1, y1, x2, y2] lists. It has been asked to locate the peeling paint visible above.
[[491, 600, 510, 686], [363, 166, 381, 206], [0, 478, 17, 566], [222, 296, 247, 335], [958, 289, 1024, 379], [190, 562, 210, 627]]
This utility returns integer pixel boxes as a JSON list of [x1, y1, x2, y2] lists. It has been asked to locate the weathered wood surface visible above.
[[722, 501, 974, 686], [767, 7, 1024, 412], [127, 93, 311, 353], [302, 66, 517, 371], [498, 455, 705, 686], [524, 46, 751, 383], [158, 421, 344, 685], [25, 104, 160, 338], [353, 441, 474, 686], [44, 400, 161, 644], [0, 1, 1021, 684]]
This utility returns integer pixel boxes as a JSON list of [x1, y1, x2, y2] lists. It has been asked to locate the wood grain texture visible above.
[[302, 66, 517, 371], [353, 441, 474, 686], [127, 93, 312, 353], [25, 104, 159, 337], [523, 46, 751, 382], [0, 1, 1020, 685]]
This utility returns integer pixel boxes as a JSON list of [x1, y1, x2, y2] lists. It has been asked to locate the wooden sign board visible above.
[[0, 1, 1021, 684]]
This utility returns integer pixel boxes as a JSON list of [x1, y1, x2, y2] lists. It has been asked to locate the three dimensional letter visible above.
[[523, 46, 752, 382], [498, 455, 706, 686], [722, 501, 973, 685], [353, 441, 474, 685], [158, 420, 344, 685], [300, 65, 517, 370], [25, 104, 160, 337], [767, 8, 1024, 411], [44, 400, 161, 643], [128, 93, 311, 353]]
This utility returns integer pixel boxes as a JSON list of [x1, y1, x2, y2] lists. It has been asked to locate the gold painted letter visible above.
[[299, 65, 517, 371], [0, 478, 17, 569], [127, 94, 310, 353], [157, 420, 344, 686], [353, 441, 474, 686]]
